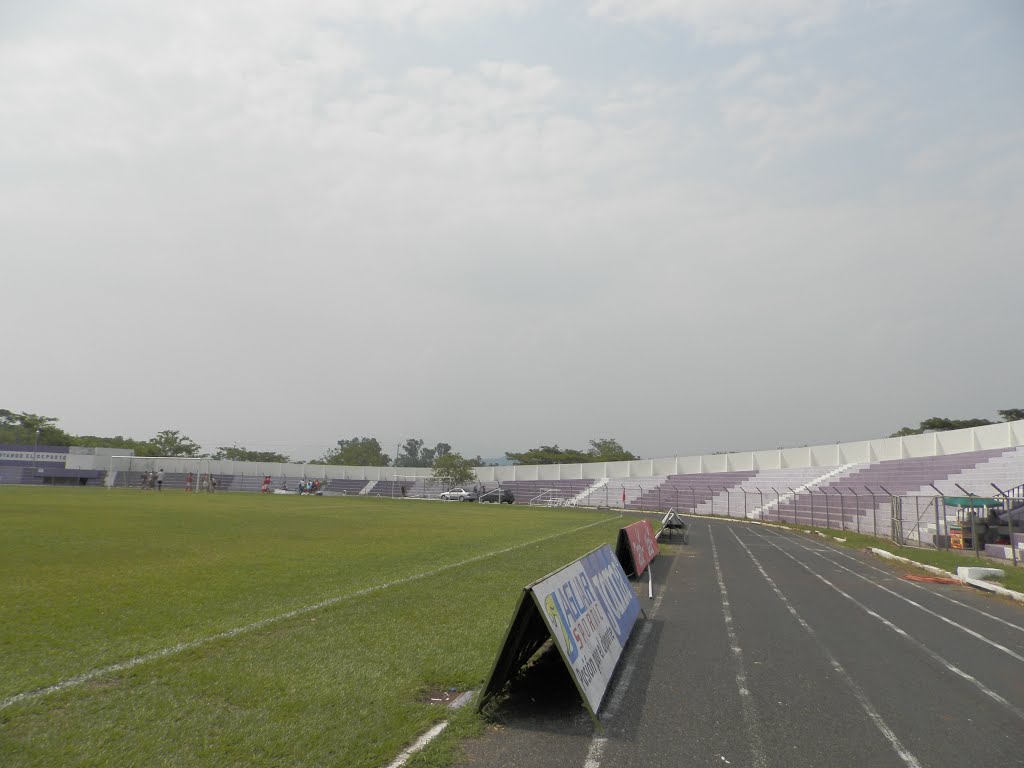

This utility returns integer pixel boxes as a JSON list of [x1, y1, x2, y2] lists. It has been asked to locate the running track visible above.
[[462, 518, 1024, 768]]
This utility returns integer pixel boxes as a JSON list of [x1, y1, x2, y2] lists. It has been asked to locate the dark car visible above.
[[479, 488, 515, 504]]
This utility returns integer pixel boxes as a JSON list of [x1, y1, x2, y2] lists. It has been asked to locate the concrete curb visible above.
[[869, 548, 1024, 604]]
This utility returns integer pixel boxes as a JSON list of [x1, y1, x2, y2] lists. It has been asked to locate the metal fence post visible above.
[[993, 483, 1017, 566], [773, 488, 781, 523]]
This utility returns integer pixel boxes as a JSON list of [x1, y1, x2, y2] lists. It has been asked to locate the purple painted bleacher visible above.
[[774, 449, 1008, 528], [325, 479, 370, 495], [629, 471, 758, 513]]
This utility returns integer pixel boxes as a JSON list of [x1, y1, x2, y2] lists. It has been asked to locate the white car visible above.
[[439, 487, 477, 501]]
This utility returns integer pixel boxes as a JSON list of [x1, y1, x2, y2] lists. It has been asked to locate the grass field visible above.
[[0, 487, 627, 767]]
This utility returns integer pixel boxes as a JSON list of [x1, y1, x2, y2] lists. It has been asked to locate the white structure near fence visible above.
[[95, 420, 1024, 484]]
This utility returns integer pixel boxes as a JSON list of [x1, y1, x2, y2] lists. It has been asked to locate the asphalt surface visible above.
[[461, 518, 1024, 768]]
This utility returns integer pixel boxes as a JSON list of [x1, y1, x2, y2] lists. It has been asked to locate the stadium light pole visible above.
[[33, 428, 41, 476]]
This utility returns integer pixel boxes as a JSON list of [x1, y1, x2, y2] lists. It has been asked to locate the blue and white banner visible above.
[[530, 544, 641, 713]]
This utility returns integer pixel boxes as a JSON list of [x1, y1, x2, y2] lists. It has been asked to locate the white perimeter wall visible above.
[[92, 421, 1024, 483]]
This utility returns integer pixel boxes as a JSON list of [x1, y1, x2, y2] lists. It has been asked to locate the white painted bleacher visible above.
[[741, 464, 866, 519]]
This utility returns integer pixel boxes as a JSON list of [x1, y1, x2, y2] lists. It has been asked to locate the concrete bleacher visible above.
[[364, 480, 407, 498], [0, 461, 106, 486], [115, 471, 233, 491], [494, 479, 595, 506], [583, 476, 665, 509], [629, 471, 758, 513], [324, 478, 371, 495], [767, 449, 1010, 529], [900, 446, 1024, 498]]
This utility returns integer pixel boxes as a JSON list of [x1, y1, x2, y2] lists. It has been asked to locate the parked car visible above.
[[439, 487, 477, 501], [479, 488, 515, 504]]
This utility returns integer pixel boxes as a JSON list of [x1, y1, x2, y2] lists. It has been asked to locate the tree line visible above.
[[889, 409, 1023, 437], [7, 405, 1020, 469], [1, 408, 638, 469]]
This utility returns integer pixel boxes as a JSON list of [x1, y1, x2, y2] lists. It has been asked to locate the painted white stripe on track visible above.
[[748, 528, 1024, 722], [772, 531, 1024, 664], [1, 515, 619, 712], [730, 529, 924, 768], [796, 537, 1024, 635], [710, 526, 767, 768]]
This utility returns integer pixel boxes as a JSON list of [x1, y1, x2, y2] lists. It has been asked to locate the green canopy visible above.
[[942, 496, 1003, 508]]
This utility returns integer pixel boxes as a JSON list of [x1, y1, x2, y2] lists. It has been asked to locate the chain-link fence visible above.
[[513, 482, 1020, 556]]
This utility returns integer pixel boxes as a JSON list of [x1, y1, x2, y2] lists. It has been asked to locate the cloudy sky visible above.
[[2, 1, 1022, 462]]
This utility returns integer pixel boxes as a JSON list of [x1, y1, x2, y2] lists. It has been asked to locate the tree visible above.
[[432, 452, 476, 488], [890, 416, 994, 437], [145, 429, 202, 457], [394, 439, 453, 467], [71, 435, 154, 454], [0, 410, 70, 446], [998, 409, 1024, 423], [312, 437, 391, 466], [587, 438, 638, 462], [212, 446, 291, 463], [420, 442, 451, 467], [394, 438, 425, 467], [505, 438, 638, 465]]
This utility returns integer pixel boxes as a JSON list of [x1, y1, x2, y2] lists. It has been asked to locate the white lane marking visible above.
[[384, 721, 449, 768], [730, 529, 923, 768], [584, 534, 669, 768], [749, 529, 1024, 722], [710, 526, 768, 768], [1, 515, 619, 712], [798, 537, 1024, 635], [773, 532, 1024, 663]]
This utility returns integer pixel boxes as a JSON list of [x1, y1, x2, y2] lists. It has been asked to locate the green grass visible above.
[[0, 487, 626, 767]]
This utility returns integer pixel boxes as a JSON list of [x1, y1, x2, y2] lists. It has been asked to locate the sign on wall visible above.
[[615, 519, 659, 577], [480, 544, 641, 719]]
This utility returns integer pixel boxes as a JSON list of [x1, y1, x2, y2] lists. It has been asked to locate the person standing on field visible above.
[[185, 471, 194, 492], [157, 468, 164, 491]]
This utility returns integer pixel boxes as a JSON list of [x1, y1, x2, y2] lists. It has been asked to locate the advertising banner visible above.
[[617, 519, 659, 577], [530, 545, 641, 714]]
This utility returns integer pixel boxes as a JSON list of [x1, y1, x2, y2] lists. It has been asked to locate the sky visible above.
[[2, 0, 1022, 463]]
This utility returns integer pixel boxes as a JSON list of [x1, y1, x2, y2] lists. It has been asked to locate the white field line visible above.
[[583, 537, 666, 768], [749, 529, 1024, 722], [775, 532, 1024, 664], [730, 530, 923, 768], [384, 721, 449, 768], [1, 515, 619, 713]]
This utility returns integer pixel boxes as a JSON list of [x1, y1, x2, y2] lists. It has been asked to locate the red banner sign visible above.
[[620, 519, 659, 576]]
